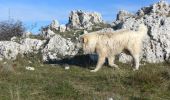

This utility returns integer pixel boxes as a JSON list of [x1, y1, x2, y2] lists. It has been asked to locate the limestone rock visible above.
[[0, 38, 45, 61], [0, 41, 21, 60], [50, 20, 59, 30], [137, 0, 170, 16], [22, 31, 32, 38], [42, 34, 79, 62], [115, 1, 170, 63], [116, 10, 135, 21], [41, 28, 56, 39], [20, 38, 46, 53], [59, 25, 66, 32], [66, 10, 103, 30]]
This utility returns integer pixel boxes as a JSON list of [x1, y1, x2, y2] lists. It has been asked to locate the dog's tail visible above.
[[137, 24, 148, 38]]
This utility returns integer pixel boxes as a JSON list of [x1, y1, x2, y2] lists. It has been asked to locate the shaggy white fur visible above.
[[80, 24, 148, 72]]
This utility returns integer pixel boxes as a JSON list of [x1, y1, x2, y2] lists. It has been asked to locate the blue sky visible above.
[[0, 0, 167, 33]]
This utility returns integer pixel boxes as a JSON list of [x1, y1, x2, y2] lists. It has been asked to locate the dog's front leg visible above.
[[90, 55, 105, 72], [132, 54, 140, 71]]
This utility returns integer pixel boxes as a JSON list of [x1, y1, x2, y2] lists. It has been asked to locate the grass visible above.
[[0, 54, 170, 100]]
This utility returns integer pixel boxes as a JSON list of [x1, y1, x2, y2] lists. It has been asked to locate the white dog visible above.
[[80, 24, 148, 72]]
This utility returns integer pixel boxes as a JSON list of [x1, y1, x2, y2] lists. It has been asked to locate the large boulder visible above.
[[41, 20, 60, 39], [42, 34, 79, 62], [0, 38, 45, 61], [0, 41, 21, 60], [66, 10, 103, 30], [114, 1, 170, 63], [20, 38, 46, 53]]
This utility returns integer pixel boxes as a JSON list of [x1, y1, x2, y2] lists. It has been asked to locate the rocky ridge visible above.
[[1, 1, 170, 64]]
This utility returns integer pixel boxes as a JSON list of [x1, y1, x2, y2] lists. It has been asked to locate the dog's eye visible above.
[[83, 38, 88, 44]]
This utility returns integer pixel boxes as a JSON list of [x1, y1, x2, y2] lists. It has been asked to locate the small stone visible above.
[[25, 66, 35, 71], [108, 98, 114, 100], [28, 61, 32, 64], [64, 65, 70, 70]]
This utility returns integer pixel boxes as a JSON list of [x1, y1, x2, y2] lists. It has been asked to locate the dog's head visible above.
[[79, 31, 97, 54]]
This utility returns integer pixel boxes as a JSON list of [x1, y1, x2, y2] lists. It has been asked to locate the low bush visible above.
[[0, 19, 25, 41]]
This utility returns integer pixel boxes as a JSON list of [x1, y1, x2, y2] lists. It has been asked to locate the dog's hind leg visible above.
[[90, 55, 105, 72], [108, 56, 119, 69]]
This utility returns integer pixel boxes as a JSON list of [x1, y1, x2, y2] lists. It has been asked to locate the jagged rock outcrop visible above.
[[137, 0, 170, 16], [50, 20, 59, 30], [116, 10, 135, 21], [41, 28, 56, 39], [22, 31, 32, 38], [114, 0, 170, 63], [66, 10, 103, 30], [41, 20, 67, 39], [59, 25, 66, 32], [42, 34, 79, 62]]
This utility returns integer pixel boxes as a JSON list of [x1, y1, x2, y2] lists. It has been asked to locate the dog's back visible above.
[[96, 24, 147, 55]]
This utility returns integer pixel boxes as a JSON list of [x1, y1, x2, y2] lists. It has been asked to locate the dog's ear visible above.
[[79, 35, 88, 43], [83, 30, 88, 34], [79, 35, 88, 44]]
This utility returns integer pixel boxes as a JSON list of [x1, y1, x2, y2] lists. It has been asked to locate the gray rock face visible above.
[[66, 10, 103, 30], [116, 10, 135, 21], [59, 25, 66, 32], [41, 28, 56, 39], [20, 38, 46, 53], [0, 38, 45, 60], [41, 20, 67, 39], [115, 1, 170, 63], [0, 41, 21, 60], [42, 34, 79, 62], [22, 31, 32, 38], [137, 0, 170, 16]]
